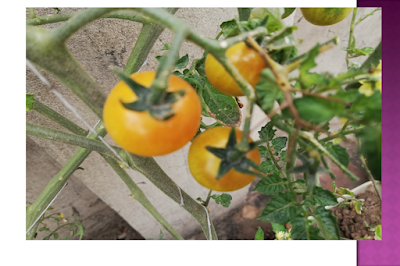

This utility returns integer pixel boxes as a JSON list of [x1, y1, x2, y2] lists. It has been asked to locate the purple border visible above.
[[357, 1, 400, 265]]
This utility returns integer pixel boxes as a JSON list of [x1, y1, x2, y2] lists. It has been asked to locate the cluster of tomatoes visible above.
[[102, 8, 353, 192], [102, 41, 264, 192]]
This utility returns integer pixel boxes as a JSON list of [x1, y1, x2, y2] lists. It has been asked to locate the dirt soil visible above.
[[332, 184, 381, 240]]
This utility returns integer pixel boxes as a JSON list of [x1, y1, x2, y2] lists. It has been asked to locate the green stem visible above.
[[31, 100, 88, 136], [26, 122, 107, 240], [26, 123, 126, 161], [204, 190, 213, 207], [320, 152, 337, 180], [298, 131, 359, 181], [50, 8, 113, 43], [346, 8, 358, 69], [355, 8, 381, 26], [319, 128, 364, 143], [237, 97, 255, 151], [26, 10, 151, 26], [42, 223, 74, 240], [215, 31, 223, 40], [26, 26, 107, 119], [29, 8, 36, 19], [104, 155, 184, 240], [125, 153, 218, 240], [124, 8, 179, 75], [29, 100, 185, 240], [266, 138, 286, 178], [149, 27, 188, 104], [27, 123, 218, 240], [359, 153, 381, 202]]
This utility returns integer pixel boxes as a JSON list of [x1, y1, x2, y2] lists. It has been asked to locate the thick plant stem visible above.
[[32, 99, 88, 136], [27, 123, 218, 240], [26, 10, 151, 26], [28, 102, 185, 240], [26, 123, 126, 160], [103, 156, 184, 240], [124, 8, 179, 75], [26, 26, 106, 119], [50, 8, 113, 43], [26, 123, 107, 240]]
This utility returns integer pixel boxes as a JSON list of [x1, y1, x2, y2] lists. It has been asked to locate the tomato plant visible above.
[[103, 71, 201, 157], [26, 7, 381, 242], [300, 8, 353, 26], [205, 41, 266, 96], [188, 127, 260, 191]]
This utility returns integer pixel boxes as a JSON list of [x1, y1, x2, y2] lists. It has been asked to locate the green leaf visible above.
[[255, 227, 264, 240], [26, 94, 34, 112], [375, 225, 382, 240], [351, 91, 381, 124], [355, 200, 363, 214], [211, 193, 232, 207], [76, 223, 85, 240], [272, 137, 287, 152], [271, 222, 288, 234], [176, 54, 189, 69], [61, 237, 68, 240], [279, 150, 287, 163], [282, 8, 295, 19], [202, 79, 241, 127], [258, 122, 276, 142], [293, 95, 344, 124], [70, 230, 74, 237], [161, 43, 171, 51], [43, 236, 51, 240], [39, 227, 50, 232], [255, 68, 283, 113], [343, 46, 374, 57], [53, 232, 59, 239], [290, 214, 323, 240], [159, 229, 164, 240], [258, 146, 269, 158], [254, 172, 285, 196], [220, 19, 240, 37], [332, 89, 361, 102], [261, 158, 275, 173], [312, 186, 338, 206], [325, 143, 350, 167], [266, 26, 297, 50], [258, 192, 298, 224], [249, 8, 284, 32], [314, 206, 340, 240]]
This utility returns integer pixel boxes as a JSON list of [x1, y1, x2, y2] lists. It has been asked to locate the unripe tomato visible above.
[[103, 71, 202, 157], [300, 8, 353, 26], [205, 42, 267, 96], [188, 127, 260, 192]]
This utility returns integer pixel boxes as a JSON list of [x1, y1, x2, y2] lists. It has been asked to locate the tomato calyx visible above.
[[114, 69, 185, 121], [205, 127, 260, 180]]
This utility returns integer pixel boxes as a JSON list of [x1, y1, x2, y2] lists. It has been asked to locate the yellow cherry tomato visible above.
[[103, 71, 202, 157]]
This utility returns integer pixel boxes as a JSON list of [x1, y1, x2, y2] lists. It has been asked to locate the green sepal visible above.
[[113, 68, 185, 121]]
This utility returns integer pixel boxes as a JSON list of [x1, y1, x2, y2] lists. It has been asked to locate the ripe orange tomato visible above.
[[103, 71, 202, 157], [300, 8, 353, 26], [188, 127, 260, 192], [205, 41, 267, 96]]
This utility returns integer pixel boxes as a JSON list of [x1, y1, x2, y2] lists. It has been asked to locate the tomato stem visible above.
[[149, 27, 188, 105], [204, 190, 213, 207], [346, 8, 358, 69]]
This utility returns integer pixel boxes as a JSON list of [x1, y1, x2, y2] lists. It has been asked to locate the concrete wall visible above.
[[26, 8, 381, 239]]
